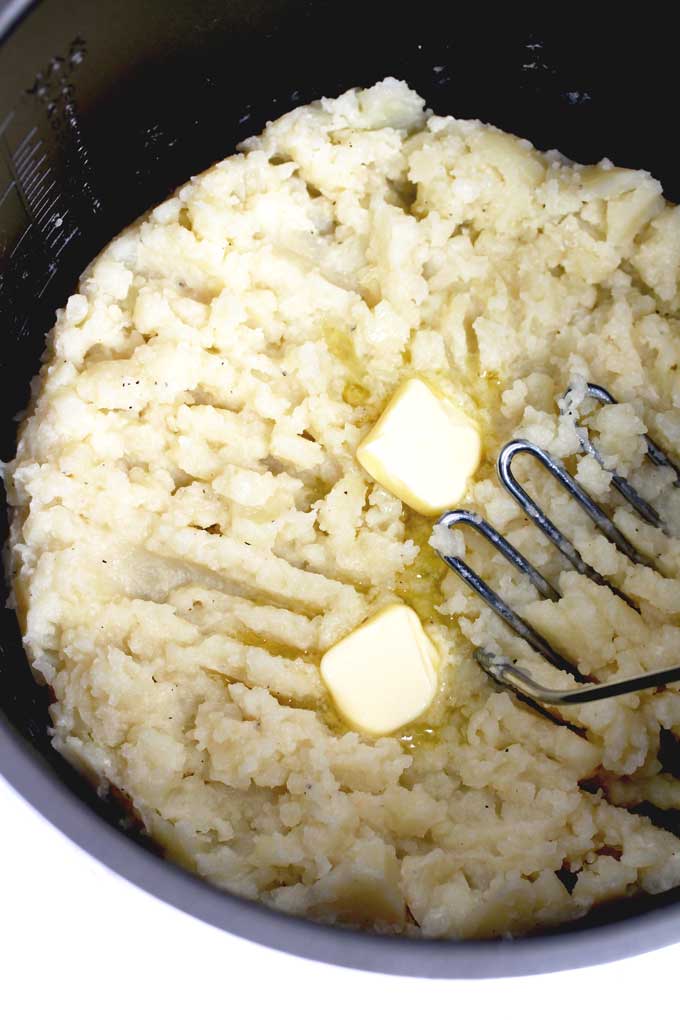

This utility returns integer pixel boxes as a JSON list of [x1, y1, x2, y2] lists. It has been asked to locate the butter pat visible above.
[[320, 604, 439, 735], [357, 378, 481, 516]]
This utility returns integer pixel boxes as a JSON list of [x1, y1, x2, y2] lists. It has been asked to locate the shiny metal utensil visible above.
[[435, 382, 680, 706]]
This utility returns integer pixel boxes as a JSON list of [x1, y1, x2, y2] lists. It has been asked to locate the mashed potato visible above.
[[6, 79, 680, 938]]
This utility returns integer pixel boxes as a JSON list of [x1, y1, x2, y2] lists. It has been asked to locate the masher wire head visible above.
[[435, 383, 680, 708]]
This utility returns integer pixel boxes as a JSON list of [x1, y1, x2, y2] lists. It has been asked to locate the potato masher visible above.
[[435, 382, 680, 706]]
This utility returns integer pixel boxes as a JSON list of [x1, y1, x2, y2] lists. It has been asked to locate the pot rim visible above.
[[2, 717, 679, 978], [2, 0, 679, 978]]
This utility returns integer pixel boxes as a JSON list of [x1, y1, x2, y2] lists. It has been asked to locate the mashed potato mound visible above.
[[7, 79, 680, 938]]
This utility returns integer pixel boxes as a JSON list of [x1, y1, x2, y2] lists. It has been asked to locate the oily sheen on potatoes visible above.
[[7, 79, 680, 938]]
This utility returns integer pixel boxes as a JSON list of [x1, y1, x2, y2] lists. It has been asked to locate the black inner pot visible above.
[[2, 0, 680, 978]]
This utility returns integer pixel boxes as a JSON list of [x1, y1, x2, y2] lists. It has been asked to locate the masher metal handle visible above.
[[475, 650, 680, 705]]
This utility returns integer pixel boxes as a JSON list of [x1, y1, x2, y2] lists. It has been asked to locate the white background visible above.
[[1, 773, 675, 1019]]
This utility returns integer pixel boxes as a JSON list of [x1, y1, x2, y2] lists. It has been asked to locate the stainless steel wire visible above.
[[435, 382, 680, 708]]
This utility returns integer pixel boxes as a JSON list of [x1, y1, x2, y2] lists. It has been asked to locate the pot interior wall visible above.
[[2, 0, 680, 943]]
